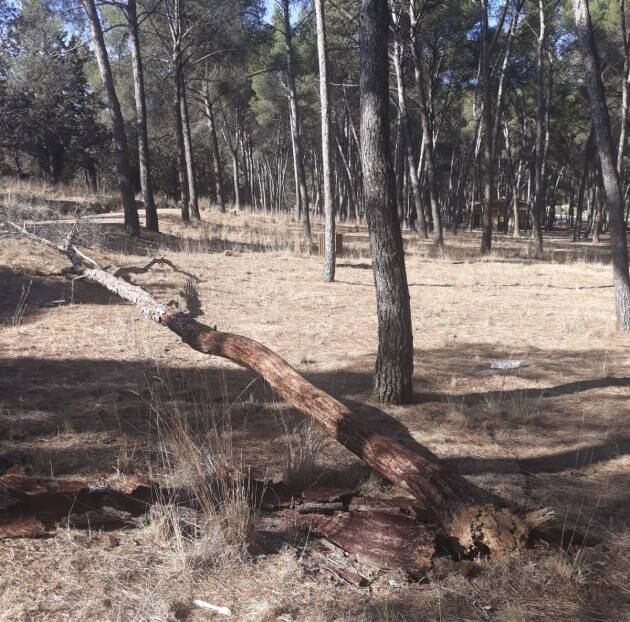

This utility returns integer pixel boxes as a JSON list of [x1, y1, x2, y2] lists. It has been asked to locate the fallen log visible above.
[[0, 472, 156, 537], [4, 221, 550, 560]]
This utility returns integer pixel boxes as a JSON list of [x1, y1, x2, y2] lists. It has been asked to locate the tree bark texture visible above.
[[82, 0, 139, 236], [359, 0, 414, 404], [314, 0, 335, 281], [203, 90, 226, 213], [283, 0, 312, 244], [128, 0, 159, 233], [480, 0, 493, 254], [180, 78, 200, 220], [573, 0, 630, 330]]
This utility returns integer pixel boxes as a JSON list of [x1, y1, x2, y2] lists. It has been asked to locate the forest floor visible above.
[[1, 202, 630, 621]]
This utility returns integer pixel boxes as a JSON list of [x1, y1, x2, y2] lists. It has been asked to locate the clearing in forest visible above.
[[1, 209, 629, 620]]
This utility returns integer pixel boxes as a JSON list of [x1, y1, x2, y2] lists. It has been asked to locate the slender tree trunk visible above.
[[127, 0, 158, 233], [314, 0, 335, 281], [619, 0, 630, 177], [85, 160, 98, 192], [203, 90, 225, 213], [480, 0, 493, 254], [592, 183, 602, 243], [360, 0, 414, 404], [334, 129, 357, 220], [530, 0, 546, 257], [546, 165, 564, 230], [392, 38, 428, 240], [231, 152, 240, 210], [452, 118, 481, 234], [82, 0, 139, 236], [503, 120, 521, 237], [513, 160, 523, 235], [180, 78, 200, 220], [174, 64, 190, 222], [394, 125, 405, 221], [222, 114, 242, 211], [51, 144, 65, 186], [289, 113, 301, 217], [445, 147, 457, 226], [573, 0, 630, 330], [283, 0, 312, 244], [409, 10, 452, 246], [490, 5, 521, 167]]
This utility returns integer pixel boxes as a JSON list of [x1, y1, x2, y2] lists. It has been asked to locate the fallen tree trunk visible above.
[[0, 472, 157, 537], [5, 221, 549, 559]]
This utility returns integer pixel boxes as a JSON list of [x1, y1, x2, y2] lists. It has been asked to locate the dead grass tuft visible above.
[[8, 279, 31, 327], [115, 436, 141, 476], [358, 471, 390, 497], [281, 419, 326, 492], [441, 393, 469, 427], [150, 375, 258, 564], [505, 389, 542, 426]]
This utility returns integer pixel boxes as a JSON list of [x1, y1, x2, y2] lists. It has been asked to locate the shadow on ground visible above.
[[0, 266, 125, 325], [1, 342, 629, 531]]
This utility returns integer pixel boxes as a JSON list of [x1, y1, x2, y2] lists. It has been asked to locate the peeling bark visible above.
[[0, 473, 156, 538]]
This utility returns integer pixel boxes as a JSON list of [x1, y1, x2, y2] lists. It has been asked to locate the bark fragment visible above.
[[0, 473, 155, 538]]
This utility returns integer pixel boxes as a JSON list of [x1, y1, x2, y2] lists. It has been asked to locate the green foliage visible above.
[[0, 0, 627, 217], [0, 0, 107, 182]]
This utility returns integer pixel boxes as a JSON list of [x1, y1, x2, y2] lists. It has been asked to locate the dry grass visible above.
[[1, 188, 630, 620], [281, 419, 326, 492], [7, 278, 31, 327], [0, 176, 120, 222], [149, 372, 258, 563]]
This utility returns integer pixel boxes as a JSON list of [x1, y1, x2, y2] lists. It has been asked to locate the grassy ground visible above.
[[1, 193, 630, 621]]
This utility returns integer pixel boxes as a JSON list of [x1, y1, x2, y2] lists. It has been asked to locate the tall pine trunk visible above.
[[531, 0, 547, 257], [174, 71, 189, 221], [573, 0, 630, 330], [282, 0, 312, 244], [203, 90, 226, 213], [127, 0, 158, 233], [480, 0, 493, 254], [82, 0, 139, 236], [392, 34, 428, 240], [619, 0, 630, 176], [314, 0, 335, 281], [180, 79, 200, 220], [408, 10, 443, 246], [360, 0, 414, 404]]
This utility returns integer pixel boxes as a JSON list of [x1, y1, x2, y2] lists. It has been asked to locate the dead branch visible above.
[[4, 220, 550, 562], [113, 257, 201, 282]]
